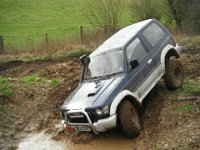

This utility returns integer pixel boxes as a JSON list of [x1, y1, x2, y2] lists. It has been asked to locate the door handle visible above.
[[148, 59, 153, 64]]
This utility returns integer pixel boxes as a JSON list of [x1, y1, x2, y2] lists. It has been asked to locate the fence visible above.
[[0, 36, 4, 54], [0, 26, 109, 54], [79, 26, 110, 47]]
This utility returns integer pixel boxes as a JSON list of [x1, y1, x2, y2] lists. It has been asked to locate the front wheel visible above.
[[118, 100, 141, 138], [164, 60, 184, 90]]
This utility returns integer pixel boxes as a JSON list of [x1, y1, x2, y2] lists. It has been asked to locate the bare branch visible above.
[[86, 0, 123, 35]]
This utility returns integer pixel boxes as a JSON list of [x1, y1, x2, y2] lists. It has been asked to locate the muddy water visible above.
[[18, 131, 68, 150], [69, 132, 134, 150], [18, 131, 135, 150]]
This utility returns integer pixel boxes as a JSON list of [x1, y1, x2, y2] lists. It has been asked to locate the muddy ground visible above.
[[0, 49, 199, 150]]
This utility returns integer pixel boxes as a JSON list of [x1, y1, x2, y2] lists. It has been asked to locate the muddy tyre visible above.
[[118, 100, 141, 138], [164, 60, 184, 90]]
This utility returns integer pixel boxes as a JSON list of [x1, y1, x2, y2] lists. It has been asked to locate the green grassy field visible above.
[[0, 0, 131, 49]]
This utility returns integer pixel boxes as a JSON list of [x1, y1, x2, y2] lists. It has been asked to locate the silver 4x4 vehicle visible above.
[[60, 19, 184, 137]]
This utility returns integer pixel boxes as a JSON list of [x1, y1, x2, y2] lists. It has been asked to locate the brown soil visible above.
[[0, 49, 199, 150]]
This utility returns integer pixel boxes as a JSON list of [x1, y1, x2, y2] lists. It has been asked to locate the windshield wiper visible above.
[[87, 72, 123, 81], [90, 75, 104, 80], [101, 71, 123, 79]]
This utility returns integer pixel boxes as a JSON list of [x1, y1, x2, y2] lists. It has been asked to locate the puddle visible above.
[[18, 131, 135, 150], [70, 135, 134, 150], [18, 131, 69, 150]]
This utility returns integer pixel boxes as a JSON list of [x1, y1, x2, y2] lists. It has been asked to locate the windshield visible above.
[[85, 50, 124, 79]]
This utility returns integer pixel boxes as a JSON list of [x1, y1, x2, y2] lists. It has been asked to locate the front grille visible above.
[[67, 112, 88, 123], [87, 111, 96, 123]]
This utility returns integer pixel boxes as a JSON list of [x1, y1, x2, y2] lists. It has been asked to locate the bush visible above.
[[130, 0, 165, 21]]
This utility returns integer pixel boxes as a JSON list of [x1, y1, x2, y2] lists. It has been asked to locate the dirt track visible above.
[[0, 49, 200, 150]]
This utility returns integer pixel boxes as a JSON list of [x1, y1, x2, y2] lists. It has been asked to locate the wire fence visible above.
[[0, 26, 109, 54]]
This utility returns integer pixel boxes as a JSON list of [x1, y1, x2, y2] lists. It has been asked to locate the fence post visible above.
[[45, 33, 48, 47], [45, 33, 52, 60], [30, 38, 34, 51], [80, 26, 83, 43], [0, 36, 4, 54], [96, 31, 99, 47]]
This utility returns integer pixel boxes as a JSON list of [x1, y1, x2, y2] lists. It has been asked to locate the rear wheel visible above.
[[118, 100, 141, 138], [164, 60, 184, 90]]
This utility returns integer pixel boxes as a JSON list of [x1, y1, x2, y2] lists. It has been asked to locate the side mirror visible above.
[[130, 59, 139, 70], [80, 55, 90, 65]]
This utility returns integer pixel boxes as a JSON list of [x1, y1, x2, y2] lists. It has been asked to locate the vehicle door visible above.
[[141, 22, 168, 69], [126, 37, 156, 97]]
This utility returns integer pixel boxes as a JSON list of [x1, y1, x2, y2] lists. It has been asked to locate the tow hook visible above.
[[66, 125, 74, 133], [61, 120, 74, 133]]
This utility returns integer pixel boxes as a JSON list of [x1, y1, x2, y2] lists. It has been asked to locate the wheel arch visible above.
[[165, 49, 180, 61], [121, 95, 141, 111], [110, 90, 141, 116], [160, 44, 180, 72]]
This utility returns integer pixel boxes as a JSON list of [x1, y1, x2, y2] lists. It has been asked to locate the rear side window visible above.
[[143, 23, 165, 47], [126, 38, 147, 64]]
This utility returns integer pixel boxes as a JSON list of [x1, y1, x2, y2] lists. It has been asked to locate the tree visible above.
[[184, 0, 200, 33], [130, 0, 164, 21], [86, 0, 123, 35], [166, 0, 189, 29], [167, 0, 200, 33]]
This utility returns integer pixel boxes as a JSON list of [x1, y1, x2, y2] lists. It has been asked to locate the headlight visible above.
[[95, 105, 109, 116], [95, 108, 103, 115]]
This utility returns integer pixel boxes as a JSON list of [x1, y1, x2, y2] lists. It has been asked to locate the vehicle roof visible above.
[[90, 19, 153, 57]]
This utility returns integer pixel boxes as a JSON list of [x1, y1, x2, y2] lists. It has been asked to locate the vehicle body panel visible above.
[[60, 19, 182, 134]]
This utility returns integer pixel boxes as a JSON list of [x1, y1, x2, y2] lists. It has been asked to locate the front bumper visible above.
[[93, 114, 117, 132], [64, 110, 117, 134]]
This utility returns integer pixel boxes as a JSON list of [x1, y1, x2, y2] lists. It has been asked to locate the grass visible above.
[[174, 34, 200, 48], [0, 0, 131, 49], [18, 74, 61, 88], [0, 0, 90, 48], [179, 78, 200, 94], [25, 56, 51, 62], [175, 102, 195, 112], [48, 79, 60, 88], [183, 104, 194, 111], [0, 40, 92, 63], [19, 74, 38, 85], [54, 49, 92, 60], [0, 75, 60, 100], [63, 49, 91, 58], [26, 48, 92, 62], [0, 77, 13, 97]]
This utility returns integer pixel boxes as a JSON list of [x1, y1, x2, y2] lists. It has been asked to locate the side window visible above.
[[126, 38, 147, 64], [143, 23, 165, 47]]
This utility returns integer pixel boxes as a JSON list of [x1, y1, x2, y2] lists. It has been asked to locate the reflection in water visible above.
[[18, 130, 135, 150]]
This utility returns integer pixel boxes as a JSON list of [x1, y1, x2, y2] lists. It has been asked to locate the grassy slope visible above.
[[0, 0, 131, 48]]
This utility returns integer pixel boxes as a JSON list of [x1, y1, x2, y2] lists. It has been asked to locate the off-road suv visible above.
[[60, 19, 184, 137]]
